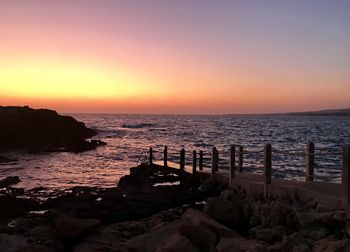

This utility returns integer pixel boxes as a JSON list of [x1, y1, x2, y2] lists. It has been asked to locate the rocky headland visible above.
[[1, 164, 350, 251], [0, 106, 106, 154]]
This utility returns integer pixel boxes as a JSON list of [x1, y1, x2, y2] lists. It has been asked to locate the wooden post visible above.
[[215, 149, 219, 171], [211, 147, 216, 178], [238, 146, 243, 173], [199, 150, 203, 171], [192, 150, 197, 189], [149, 147, 153, 165], [342, 145, 350, 206], [164, 146, 168, 168], [180, 148, 185, 185], [229, 145, 235, 188], [264, 144, 272, 185], [306, 142, 314, 182], [193, 150, 197, 174]]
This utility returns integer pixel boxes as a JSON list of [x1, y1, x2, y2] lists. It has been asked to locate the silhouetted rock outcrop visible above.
[[0, 106, 104, 153]]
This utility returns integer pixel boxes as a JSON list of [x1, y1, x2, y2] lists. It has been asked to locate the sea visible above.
[[1, 114, 350, 189]]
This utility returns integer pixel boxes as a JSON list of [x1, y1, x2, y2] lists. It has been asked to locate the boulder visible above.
[[314, 238, 350, 252], [0, 106, 98, 153], [203, 197, 244, 231], [179, 223, 218, 252], [296, 211, 334, 229], [0, 233, 28, 252], [249, 226, 275, 243], [55, 216, 101, 239], [182, 208, 242, 238], [0, 155, 14, 164], [124, 221, 198, 252], [0, 176, 21, 188], [216, 237, 267, 252], [0, 195, 40, 218]]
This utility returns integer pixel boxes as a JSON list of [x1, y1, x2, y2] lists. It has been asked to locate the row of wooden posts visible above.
[[148, 143, 350, 186]]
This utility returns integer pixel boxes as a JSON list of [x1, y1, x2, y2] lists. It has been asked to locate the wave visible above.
[[121, 123, 157, 129]]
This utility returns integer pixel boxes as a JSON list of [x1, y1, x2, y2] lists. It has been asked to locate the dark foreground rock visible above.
[[0, 106, 105, 153]]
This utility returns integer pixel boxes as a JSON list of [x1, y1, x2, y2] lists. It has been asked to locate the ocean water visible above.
[[1, 114, 349, 189]]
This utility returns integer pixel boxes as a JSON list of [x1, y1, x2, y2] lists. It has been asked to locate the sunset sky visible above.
[[1, 1, 349, 114]]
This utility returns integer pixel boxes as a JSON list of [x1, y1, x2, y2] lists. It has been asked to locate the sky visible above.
[[0, 0, 349, 114]]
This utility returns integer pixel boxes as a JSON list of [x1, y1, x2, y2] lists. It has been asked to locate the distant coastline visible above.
[[282, 108, 350, 117]]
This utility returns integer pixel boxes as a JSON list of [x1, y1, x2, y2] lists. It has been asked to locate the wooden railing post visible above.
[[192, 150, 197, 189], [229, 145, 236, 188], [238, 146, 243, 172], [306, 142, 314, 182], [164, 145, 168, 168], [342, 145, 350, 206], [180, 148, 185, 185], [211, 147, 216, 178], [264, 144, 272, 185], [192, 150, 197, 174], [215, 149, 219, 171], [199, 150, 203, 171], [149, 147, 153, 165]]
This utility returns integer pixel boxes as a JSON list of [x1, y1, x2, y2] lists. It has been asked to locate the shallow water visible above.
[[1, 114, 349, 189]]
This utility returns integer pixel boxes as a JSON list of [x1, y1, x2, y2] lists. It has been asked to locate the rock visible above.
[[283, 231, 314, 251], [55, 216, 101, 239], [249, 226, 275, 243], [0, 233, 53, 251], [0, 176, 21, 188], [0, 106, 98, 153], [0, 233, 28, 252], [216, 237, 267, 252], [179, 223, 218, 252], [220, 189, 237, 202], [203, 197, 244, 231], [75, 209, 182, 252], [182, 208, 242, 238], [314, 238, 350, 252], [309, 227, 330, 240], [0, 155, 14, 163], [198, 179, 213, 193], [292, 244, 312, 252], [124, 221, 199, 252], [0, 195, 40, 218], [296, 211, 334, 229]]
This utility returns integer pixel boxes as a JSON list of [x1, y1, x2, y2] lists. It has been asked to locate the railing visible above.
[[144, 143, 350, 201]]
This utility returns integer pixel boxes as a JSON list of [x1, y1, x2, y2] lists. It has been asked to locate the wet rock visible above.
[[216, 237, 267, 252], [55, 216, 101, 239], [204, 197, 244, 231], [0, 176, 20, 188]]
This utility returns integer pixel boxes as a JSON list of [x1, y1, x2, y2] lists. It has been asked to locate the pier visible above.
[[143, 143, 350, 209]]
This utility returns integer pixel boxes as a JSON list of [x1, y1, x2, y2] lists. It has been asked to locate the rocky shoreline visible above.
[[1, 165, 350, 251]]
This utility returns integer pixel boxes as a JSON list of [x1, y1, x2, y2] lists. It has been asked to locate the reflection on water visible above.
[[1, 114, 349, 189]]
